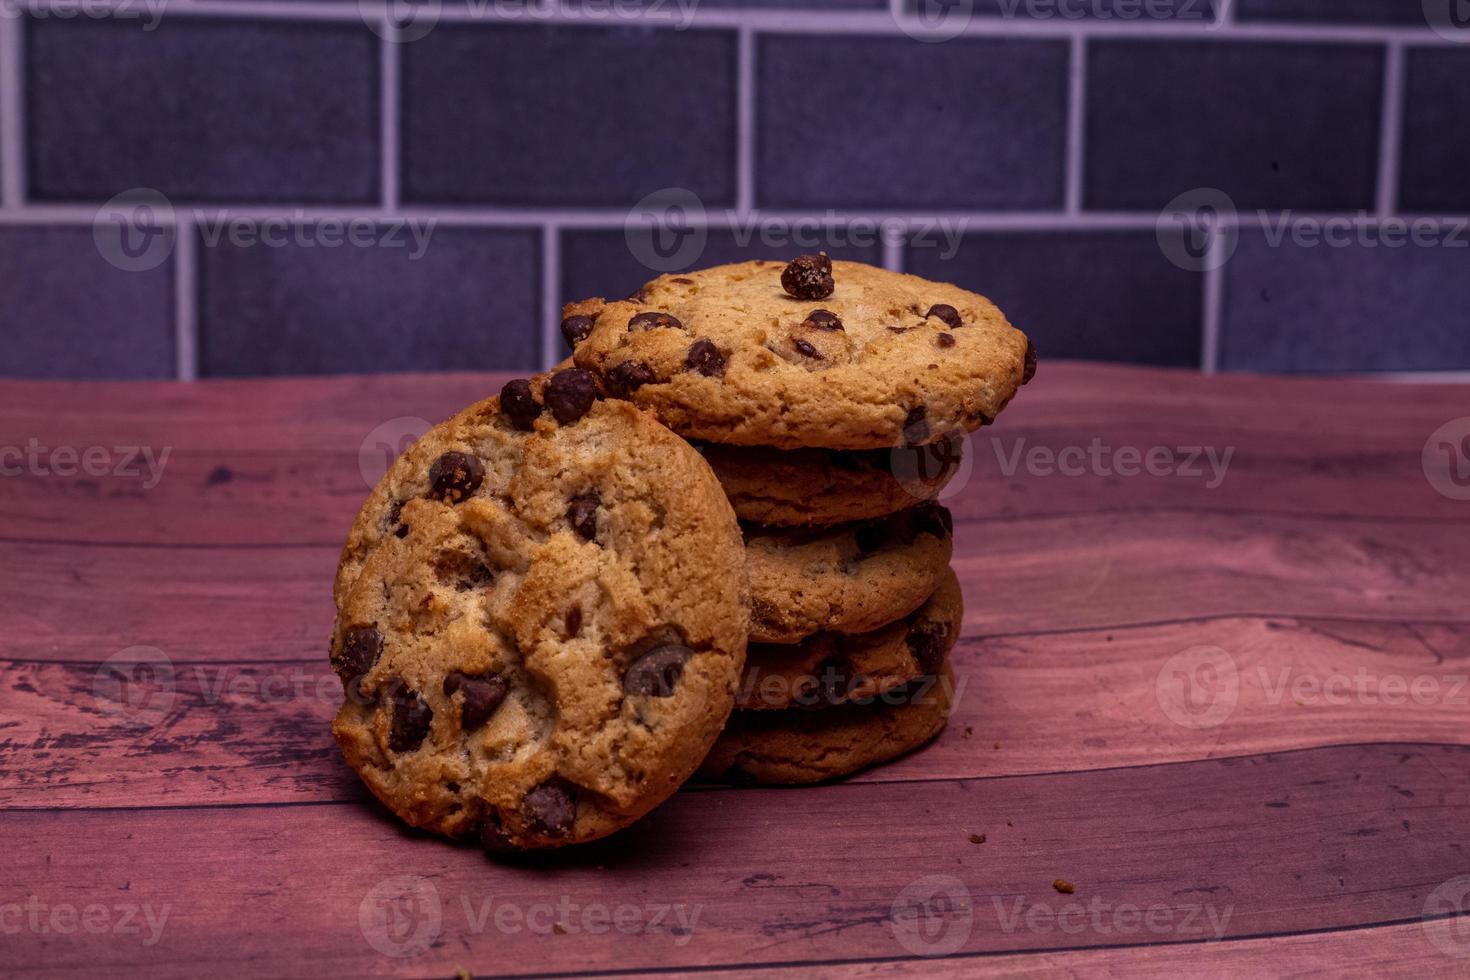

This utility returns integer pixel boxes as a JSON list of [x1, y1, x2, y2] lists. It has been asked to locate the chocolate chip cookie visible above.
[[738, 568, 962, 710], [330, 372, 749, 850], [564, 257, 1034, 451], [698, 440, 961, 527], [699, 659, 957, 785], [747, 504, 954, 645]]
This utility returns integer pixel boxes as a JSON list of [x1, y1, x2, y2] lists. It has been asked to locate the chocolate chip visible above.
[[523, 782, 576, 835], [428, 452, 484, 504], [671, 277, 695, 285], [623, 644, 693, 697], [567, 490, 601, 541], [500, 378, 541, 431], [332, 625, 383, 684], [911, 503, 953, 539], [935, 332, 956, 349], [388, 688, 432, 753], [903, 406, 929, 446], [1023, 340, 1037, 384], [443, 672, 508, 730], [626, 285, 649, 303], [803, 309, 843, 331], [925, 304, 962, 329], [814, 656, 853, 706], [387, 501, 409, 539], [906, 622, 948, 675], [781, 253, 834, 300], [565, 605, 583, 637], [686, 339, 725, 377], [792, 338, 823, 360], [560, 315, 594, 349], [628, 311, 684, 332], [608, 360, 656, 394], [544, 369, 598, 425]]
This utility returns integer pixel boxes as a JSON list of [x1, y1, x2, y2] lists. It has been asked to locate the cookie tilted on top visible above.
[[563, 256, 1035, 452]]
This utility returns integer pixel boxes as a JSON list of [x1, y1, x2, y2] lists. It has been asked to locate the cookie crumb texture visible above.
[[746, 504, 954, 644], [566, 259, 1031, 450], [701, 660, 957, 785], [331, 385, 748, 851]]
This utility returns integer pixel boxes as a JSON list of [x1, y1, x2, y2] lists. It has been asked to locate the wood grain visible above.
[[5, 616, 1467, 810], [3, 744, 1466, 978], [0, 364, 1463, 549]]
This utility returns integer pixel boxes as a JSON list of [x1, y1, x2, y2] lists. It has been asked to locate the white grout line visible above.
[[1374, 40, 1405, 219], [173, 219, 198, 381], [540, 225, 561, 371], [735, 25, 754, 217], [380, 27, 400, 212], [0, 14, 24, 211], [1200, 227, 1227, 374], [1064, 32, 1086, 216], [86, 1, 1466, 46], [1214, 0, 1236, 27]]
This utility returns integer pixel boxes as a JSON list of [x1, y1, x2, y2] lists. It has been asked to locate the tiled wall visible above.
[[0, 1, 1467, 380]]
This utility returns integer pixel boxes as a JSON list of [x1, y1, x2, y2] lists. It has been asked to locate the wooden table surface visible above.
[[3, 363, 1469, 978]]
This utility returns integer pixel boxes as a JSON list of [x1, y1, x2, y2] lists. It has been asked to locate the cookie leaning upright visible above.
[[564, 255, 1034, 451], [329, 369, 748, 851]]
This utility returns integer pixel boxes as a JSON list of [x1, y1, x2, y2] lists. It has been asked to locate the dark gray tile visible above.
[[1237, 0, 1434, 25], [0, 226, 174, 379], [905, 231, 1203, 367], [911, 0, 1216, 20], [1220, 226, 1470, 372], [756, 35, 1068, 209], [1085, 40, 1384, 211], [560, 226, 883, 318], [198, 225, 541, 376], [26, 17, 379, 204], [1399, 47, 1470, 214], [402, 24, 737, 207]]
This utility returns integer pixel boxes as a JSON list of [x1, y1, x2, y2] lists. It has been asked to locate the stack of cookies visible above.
[[564, 255, 1034, 786], [327, 255, 1031, 853]]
